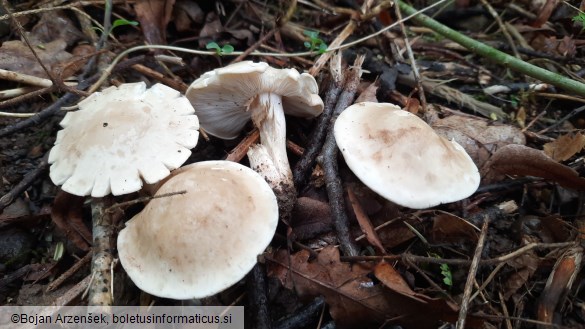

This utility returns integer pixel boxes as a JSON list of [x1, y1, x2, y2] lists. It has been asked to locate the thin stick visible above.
[[0, 156, 48, 211], [340, 242, 575, 265], [225, 129, 260, 162], [105, 190, 187, 214], [456, 217, 489, 329], [293, 54, 343, 189], [480, 0, 521, 60], [318, 56, 364, 257], [394, 1, 427, 111], [0, 69, 56, 88], [47, 251, 92, 292]]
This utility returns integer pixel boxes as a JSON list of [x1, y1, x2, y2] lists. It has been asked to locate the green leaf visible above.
[[573, 12, 585, 32], [440, 263, 453, 287], [111, 18, 139, 30], [221, 44, 234, 54], [303, 30, 319, 39], [206, 42, 221, 50], [318, 43, 328, 54]]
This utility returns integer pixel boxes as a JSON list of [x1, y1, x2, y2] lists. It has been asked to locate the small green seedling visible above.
[[206, 42, 234, 56], [303, 30, 328, 54], [93, 18, 139, 36], [111, 18, 139, 31], [440, 263, 453, 287], [573, 12, 585, 32], [430, 253, 453, 287]]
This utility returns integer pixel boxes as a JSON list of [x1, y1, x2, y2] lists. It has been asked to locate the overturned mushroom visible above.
[[117, 160, 279, 299], [334, 102, 480, 209], [185, 61, 323, 221], [48, 82, 199, 305]]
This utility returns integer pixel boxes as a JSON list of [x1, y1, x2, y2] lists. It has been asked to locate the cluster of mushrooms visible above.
[[48, 61, 480, 300]]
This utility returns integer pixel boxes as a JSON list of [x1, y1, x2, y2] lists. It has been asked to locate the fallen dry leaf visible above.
[[0, 40, 72, 78], [267, 246, 477, 328], [543, 132, 585, 162], [374, 262, 425, 302], [355, 81, 379, 103], [135, 0, 176, 45], [430, 212, 479, 244], [347, 187, 386, 254], [50, 191, 91, 251], [30, 12, 84, 46], [503, 236, 540, 300], [482, 144, 585, 190], [532, 0, 560, 28], [537, 246, 582, 324], [432, 114, 526, 167], [173, 0, 204, 32]]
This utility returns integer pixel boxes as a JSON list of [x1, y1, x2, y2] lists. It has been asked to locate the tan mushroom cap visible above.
[[48, 82, 199, 197], [185, 61, 323, 139], [334, 102, 480, 209], [117, 160, 279, 299]]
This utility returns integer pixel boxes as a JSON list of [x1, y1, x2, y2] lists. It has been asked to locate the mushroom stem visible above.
[[248, 92, 296, 223], [88, 197, 115, 306]]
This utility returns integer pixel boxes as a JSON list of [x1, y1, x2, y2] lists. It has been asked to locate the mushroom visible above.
[[117, 160, 279, 299], [49, 82, 199, 197], [47, 82, 199, 305], [185, 61, 323, 220], [333, 102, 480, 209]]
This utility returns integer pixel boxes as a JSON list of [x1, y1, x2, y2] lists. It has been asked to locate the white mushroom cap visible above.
[[48, 82, 199, 197], [185, 61, 323, 139], [334, 102, 480, 209], [117, 160, 279, 299]]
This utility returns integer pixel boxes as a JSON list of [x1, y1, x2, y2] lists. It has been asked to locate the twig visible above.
[[225, 129, 260, 162], [340, 242, 575, 265], [0, 86, 56, 109], [397, 0, 585, 97], [456, 217, 489, 329], [308, 15, 358, 77], [318, 55, 364, 257], [273, 296, 325, 329], [105, 190, 187, 214], [293, 54, 343, 189], [247, 263, 272, 329], [480, 0, 521, 60], [0, 69, 58, 88], [0, 156, 49, 212], [394, 1, 427, 111], [397, 71, 507, 119], [131, 63, 188, 93], [47, 251, 92, 292], [499, 291, 513, 329], [52, 274, 92, 306]]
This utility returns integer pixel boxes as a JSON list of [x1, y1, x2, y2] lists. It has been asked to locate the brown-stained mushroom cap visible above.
[[185, 61, 323, 139], [48, 82, 199, 197], [334, 102, 480, 209], [117, 160, 279, 299]]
